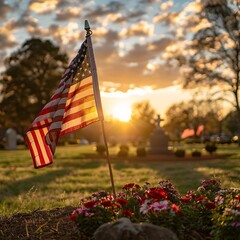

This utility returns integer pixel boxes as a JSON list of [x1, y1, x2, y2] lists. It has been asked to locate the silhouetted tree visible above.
[[223, 110, 240, 135], [164, 99, 205, 140], [168, 0, 240, 115], [0, 38, 68, 134], [130, 101, 156, 141], [164, 98, 227, 140]]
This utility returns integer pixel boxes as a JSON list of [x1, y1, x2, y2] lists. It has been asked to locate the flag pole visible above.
[[84, 20, 116, 199]]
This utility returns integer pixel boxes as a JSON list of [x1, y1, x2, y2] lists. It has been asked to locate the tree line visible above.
[[0, 0, 239, 143], [0, 38, 68, 134]]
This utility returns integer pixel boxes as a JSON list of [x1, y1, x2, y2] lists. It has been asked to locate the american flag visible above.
[[25, 37, 101, 168], [181, 125, 204, 139], [181, 128, 195, 139]]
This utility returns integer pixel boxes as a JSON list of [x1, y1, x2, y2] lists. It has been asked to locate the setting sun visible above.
[[112, 103, 132, 122]]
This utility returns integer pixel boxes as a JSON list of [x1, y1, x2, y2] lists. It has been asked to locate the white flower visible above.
[[230, 199, 238, 206], [140, 200, 151, 214], [85, 212, 95, 217], [134, 195, 142, 201], [216, 189, 227, 194], [73, 207, 88, 215], [224, 208, 240, 216], [150, 200, 169, 212], [215, 195, 224, 205]]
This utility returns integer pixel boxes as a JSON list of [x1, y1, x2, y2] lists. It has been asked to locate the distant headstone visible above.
[[6, 128, 17, 150], [156, 114, 164, 129], [148, 114, 171, 154]]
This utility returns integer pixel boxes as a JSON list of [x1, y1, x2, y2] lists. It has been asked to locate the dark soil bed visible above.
[[0, 207, 212, 240], [0, 206, 86, 240], [0, 206, 211, 240]]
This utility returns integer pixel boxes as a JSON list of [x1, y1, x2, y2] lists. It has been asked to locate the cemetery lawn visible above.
[[0, 143, 239, 239]]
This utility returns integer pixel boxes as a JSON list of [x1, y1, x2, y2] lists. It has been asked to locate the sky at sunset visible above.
[[0, 0, 202, 120]]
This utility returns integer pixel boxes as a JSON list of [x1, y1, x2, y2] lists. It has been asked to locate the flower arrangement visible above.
[[70, 179, 240, 239]]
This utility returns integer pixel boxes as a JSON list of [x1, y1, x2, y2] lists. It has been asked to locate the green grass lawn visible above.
[[0, 143, 240, 217]]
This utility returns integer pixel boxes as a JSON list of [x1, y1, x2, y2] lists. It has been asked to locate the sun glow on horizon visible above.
[[101, 85, 193, 121], [112, 103, 132, 122]]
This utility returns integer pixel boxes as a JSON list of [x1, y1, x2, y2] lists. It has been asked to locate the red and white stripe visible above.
[[25, 39, 100, 168]]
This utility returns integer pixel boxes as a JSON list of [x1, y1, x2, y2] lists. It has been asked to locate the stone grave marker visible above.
[[148, 114, 172, 154], [6, 128, 17, 150]]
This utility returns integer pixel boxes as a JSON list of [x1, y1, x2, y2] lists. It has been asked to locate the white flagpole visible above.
[[84, 20, 116, 198]]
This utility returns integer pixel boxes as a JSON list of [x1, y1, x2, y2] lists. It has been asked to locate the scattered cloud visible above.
[[0, 21, 18, 50], [154, 0, 203, 37], [140, 0, 162, 4], [153, 12, 179, 25], [84, 1, 124, 20], [104, 13, 124, 24], [28, 0, 58, 14], [160, 0, 174, 10], [93, 34, 177, 91], [0, 0, 15, 21], [120, 21, 154, 38], [0, 32, 17, 50], [27, 22, 82, 49], [113, 10, 146, 24], [6, 14, 38, 30], [120, 37, 172, 63], [55, 7, 83, 21], [0, 0, 193, 91], [56, 0, 77, 8], [94, 29, 120, 59]]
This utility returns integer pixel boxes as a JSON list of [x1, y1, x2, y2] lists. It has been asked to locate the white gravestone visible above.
[[6, 128, 17, 150]]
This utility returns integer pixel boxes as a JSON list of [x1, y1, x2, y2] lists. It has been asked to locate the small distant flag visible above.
[[196, 125, 204, 136], [181, 128, 195, 139], [181, 125, 204, 139], [25, 31, 102, 168]]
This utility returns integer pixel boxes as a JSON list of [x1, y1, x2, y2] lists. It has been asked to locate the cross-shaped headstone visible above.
[[156, 114, 164, 128]]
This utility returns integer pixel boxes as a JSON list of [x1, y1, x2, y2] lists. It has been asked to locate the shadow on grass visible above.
[[57, 158, 104, 169], [0, 169, 69, 201], [56, 153, 102, 159], [0, 159, 105, 202], [113, 161, 206, 193], [112, 157, 240, 194]]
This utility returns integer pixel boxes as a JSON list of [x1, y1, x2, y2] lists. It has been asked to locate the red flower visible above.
[[69, 214, 77, 221], [141, 196, 147, 203], [122, 209, 133, 217], [113, 203, 121, 208], [101, 200, 113, 207], [205, 201, 216, 209], [196, 196, 205, 202], [84, 200, 96, 209], [180, 197, 191, 202], [235, 195, 240, 200], [123, 183, 135, 189], [116, 198, 128, 205], [172, 204, 180, 212], [148, 188, 167, 199], [189, 193, 196, 197], [135, 184, 141, 189]]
